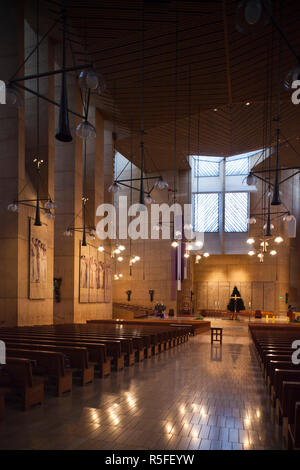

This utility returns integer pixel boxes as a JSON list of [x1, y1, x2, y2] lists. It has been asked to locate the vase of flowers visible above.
[[154, 302, 166, 319]]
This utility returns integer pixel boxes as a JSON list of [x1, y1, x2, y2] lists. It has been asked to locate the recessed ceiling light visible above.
[[245, 101, 251, 106], [213, 108, 218, 112]]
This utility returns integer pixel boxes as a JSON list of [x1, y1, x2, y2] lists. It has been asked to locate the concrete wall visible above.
[[0, 1, 54, 326], [0, 3, 112, 326], [193, 253, 289, 314]]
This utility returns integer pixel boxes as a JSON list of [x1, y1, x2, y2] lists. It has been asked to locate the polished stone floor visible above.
[[0, 326, 284, 450]]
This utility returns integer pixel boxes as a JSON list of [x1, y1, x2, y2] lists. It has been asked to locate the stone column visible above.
[[53, 69, 82, 323], [0, 1, 24, 326], [16, 16, 55, 326]]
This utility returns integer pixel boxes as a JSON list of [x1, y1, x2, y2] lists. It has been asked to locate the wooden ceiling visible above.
[[42, 0, 300, 171]]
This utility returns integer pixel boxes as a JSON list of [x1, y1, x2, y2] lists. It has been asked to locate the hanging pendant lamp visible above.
[[137, 10, 146, 213], [34, 2, 42, 226]]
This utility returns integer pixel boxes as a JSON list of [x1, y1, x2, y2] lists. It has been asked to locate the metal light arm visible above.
[[13, 83, 86, 120], [10, 64, 93, 83]]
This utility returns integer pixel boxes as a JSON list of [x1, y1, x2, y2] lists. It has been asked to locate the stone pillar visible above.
[[53, 70, 82, 323], [54, 79, 112, 322], [73, 107, 112, 322], [16, 16, 55, 326], [0, 1, 24, 326]]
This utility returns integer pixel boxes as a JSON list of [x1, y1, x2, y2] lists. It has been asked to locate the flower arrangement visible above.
[[154, 302, 166, 319]]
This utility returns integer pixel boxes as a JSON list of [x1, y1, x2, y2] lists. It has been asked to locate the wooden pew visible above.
[[0, 388, 10, 421], [278, 381, 300, 442], [87, 318, 204, 336], [249, 324, 300, 449], [2, 341, 94, 386], [272, 369, 300, 407], [1, 332, 124, 371], [288, 402, 300, 450], [0, 334, 111, 378], [1, 326, 158, 361], [6, 349, 73, 397], [2, 357, 44, 411], [86, 322, 189, 347]]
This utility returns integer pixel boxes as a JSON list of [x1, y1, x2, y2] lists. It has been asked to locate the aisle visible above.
[[0, 332, 283, 450]]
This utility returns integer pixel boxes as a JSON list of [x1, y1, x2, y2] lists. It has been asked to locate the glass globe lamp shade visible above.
[[246, 174, 257, 186], [263, 223, 274, 230], [117, 256, 123, 262], [76, 120, 97, 139], [268, 189, 282, 199], [154, 177, 169, 190], [257, 253, 264, 263], [203, 252, 210, 258], [235, 0, 271, 33], [6, 85, 24, 107], [247, 217, 256, 225], [244, 0, 262, 25], [78, 69, 89, 89], [63, 229, 73, 237], [79, 69, 97, 90], [171, 240, 179, 248], [85, 70, 100, 90], [246, 237, 255, 245], [44, 200, 55, 210], [270, 250, 277, 256], [96, 74, 107, 95], [118, 245, 125, 251], [45, 211, 55, 220], [195, 240, 203, 248], [134, 256, 140, 261], [284, 63, 300, 91], [7, 203, 18, 212], [136, 203, 147, 212], [274, 236, 283, 244], [98, 246, 104, 252], [284, 214, 296, 222], [144, 195, 154, 205], [108, 182, 121, 194], [88, 230, 96, 240], [248, 250, 255, 256], [184, 252, 190, 258]]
